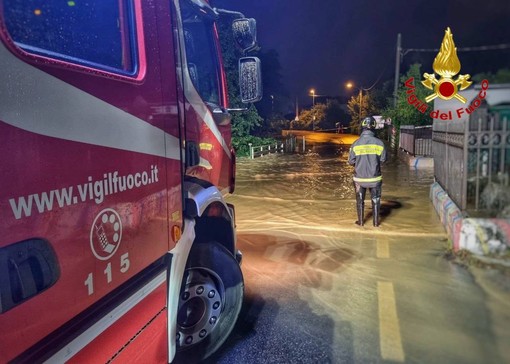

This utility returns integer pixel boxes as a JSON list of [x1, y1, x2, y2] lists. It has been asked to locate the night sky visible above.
[[214, 0, 510, 108]]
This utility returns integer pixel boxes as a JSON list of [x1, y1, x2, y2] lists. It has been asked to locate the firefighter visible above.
[[348, 116, 387, 227]]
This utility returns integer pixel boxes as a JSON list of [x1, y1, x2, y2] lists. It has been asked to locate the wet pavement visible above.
[[206, 146, 510, 363]]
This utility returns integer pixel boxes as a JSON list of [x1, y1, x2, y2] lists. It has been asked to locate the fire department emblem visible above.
[[422, 27, 472, 103], [90, 208, 122, 260]]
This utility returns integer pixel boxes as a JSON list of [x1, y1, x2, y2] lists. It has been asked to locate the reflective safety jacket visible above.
[[348, 130, 387, 186]]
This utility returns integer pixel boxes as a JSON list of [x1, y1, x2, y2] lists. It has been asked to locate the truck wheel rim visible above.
[[176, 268, 224, 347]]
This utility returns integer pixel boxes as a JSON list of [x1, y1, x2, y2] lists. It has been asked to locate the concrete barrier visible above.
[[398, 149, 433, 169], [409, 156, 434, 168], [430, 182, 463, 247]]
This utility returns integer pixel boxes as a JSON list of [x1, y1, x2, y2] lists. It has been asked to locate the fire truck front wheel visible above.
[[175, 242, 244, 363]]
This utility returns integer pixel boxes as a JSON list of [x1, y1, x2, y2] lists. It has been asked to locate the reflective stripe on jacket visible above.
[[348, 130, 387, 185]]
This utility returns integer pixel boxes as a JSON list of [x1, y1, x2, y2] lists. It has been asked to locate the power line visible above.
[[365, 59, 390, 91], [393, 35, 510, 106], [402, 43, 510, 56]]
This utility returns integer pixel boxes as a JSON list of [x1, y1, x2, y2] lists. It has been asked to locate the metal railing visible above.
[[400, 125, 433, 156], [433, 106, 509, 215], [248, 142, 284, 159]]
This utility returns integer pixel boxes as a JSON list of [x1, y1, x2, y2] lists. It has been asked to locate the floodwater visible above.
[[230, 145, 442, 236], [209, 145, 510, 364]]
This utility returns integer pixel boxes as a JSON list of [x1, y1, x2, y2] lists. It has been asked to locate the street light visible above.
[[309, 88, 326, 130], [309, 88, 316, 107], [309, 89, 319, 130]]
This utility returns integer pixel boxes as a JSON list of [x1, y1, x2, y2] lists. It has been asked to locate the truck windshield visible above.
[[180, 0, 223, 107], [3, 0, 137, 75]]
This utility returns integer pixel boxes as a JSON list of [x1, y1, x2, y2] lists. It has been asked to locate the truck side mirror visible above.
[[239, 57, 262, 103], [232, 18, 257, 52]]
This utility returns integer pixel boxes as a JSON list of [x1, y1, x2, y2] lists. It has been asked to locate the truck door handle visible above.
[[185, 140, 200, 168], [0, 238, 60, 313]]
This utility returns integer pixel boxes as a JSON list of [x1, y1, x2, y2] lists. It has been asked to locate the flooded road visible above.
[[207, 147, 510, 363]]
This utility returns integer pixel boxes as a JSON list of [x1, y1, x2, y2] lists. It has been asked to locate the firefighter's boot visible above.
[[355, 192, 365, 226], [372, 197, 381, 227]]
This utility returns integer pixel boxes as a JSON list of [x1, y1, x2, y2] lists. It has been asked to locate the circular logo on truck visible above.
[[90, 208, 122, 260]]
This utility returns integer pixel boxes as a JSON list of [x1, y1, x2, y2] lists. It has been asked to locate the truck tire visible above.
[[174, 242, 243, 363]]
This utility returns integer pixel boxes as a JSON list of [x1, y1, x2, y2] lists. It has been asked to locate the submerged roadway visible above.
[[204, 146, 510, 364]]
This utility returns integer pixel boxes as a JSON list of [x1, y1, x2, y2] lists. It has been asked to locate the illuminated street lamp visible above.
[[309, 88, 326, 130], [309, 88, 319, 130], [309, 88, 324, 105]]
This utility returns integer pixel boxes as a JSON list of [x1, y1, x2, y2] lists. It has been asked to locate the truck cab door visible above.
[[176, 0, 232, 187]]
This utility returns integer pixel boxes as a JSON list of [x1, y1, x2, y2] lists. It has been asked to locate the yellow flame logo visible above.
[[422, 27, 472, 103], [433, 28, 461, 78]]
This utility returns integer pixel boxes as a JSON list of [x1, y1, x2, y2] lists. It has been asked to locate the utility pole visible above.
[[393, 33, 401, 107], [358, 89, 363, 123], [294, 97, 299, 121]]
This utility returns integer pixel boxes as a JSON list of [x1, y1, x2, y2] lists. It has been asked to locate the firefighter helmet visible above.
[[361, 116, 376, 130]]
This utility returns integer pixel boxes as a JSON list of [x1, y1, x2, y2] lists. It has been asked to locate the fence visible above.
[[249, 135, 301, 158], [433, 106, 509, 216], [399, 125, 433, 156], [249, 131, 361, 159], [248, 142, 284, 159]]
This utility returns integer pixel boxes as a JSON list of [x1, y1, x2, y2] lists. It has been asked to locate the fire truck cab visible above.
[[0, 0, 261, 362]]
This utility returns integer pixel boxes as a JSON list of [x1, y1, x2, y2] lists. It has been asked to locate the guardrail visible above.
[[248, 142, 285, 159]]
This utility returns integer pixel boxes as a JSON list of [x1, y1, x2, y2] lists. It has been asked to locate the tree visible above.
[[293, 103, 326, 130], [383, 63, 432, 131], [473, 68, 510, 84], [347, 92, 378, 134], [292, 99, 350, 131]]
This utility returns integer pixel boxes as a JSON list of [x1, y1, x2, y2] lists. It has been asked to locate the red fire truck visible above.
[[0, 0, 261, 362]]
